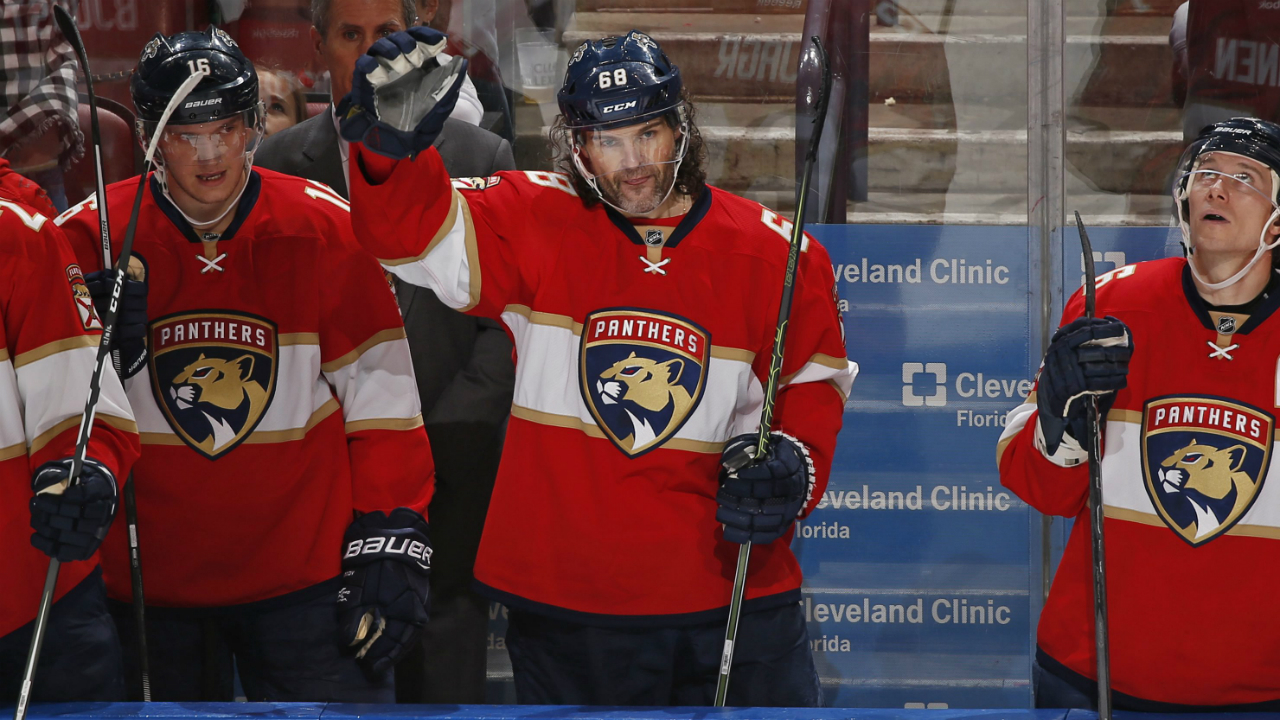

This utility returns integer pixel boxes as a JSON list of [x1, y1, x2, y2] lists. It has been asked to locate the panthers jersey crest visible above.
[[580, 309, 708, 457], [1142, 395, 1274, 546], [150, 311, 278, 460]]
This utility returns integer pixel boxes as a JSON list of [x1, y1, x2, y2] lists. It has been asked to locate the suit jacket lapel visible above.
[[301, 111, 349, 198]]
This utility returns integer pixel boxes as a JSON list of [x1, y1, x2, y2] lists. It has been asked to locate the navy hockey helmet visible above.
[[557, 30, 683, 130], [131, 26, 259, 129], [1174, 117, 1280, 289]]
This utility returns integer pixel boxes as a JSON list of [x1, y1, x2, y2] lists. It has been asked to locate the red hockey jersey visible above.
[[999, 257, 1280, 706], [0, 194, 139, 639], [1187, 0, 1280, 120], [56, 169, 433, 608], [349, 146, 856, 622]]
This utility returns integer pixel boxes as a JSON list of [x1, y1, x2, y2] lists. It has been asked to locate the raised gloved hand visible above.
[[1036, 315, 1133, 455], [716, 431, 815, 545], [337, 26, 468, 160], [84, 256, 148, 380], [30, 458, 119, 562], [337, 508, 432, 676]]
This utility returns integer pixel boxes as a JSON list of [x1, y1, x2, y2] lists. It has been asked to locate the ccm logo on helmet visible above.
[[344, 536, 433, 567], [184, 98, 223, 109], [600, 100, 638, 114]]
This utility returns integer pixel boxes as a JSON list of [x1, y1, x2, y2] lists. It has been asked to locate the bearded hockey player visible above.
[[337, 28, 856, 705], [0, 159, 140, 701], [54, 28, 434, 701], [998, 117, 1280, 710]]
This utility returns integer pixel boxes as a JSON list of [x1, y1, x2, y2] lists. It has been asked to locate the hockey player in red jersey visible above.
[[0, 159, 140, 702], [337, 28, 856, 706], [998, 117, 1280, 710], [54, 28, 434, 701]]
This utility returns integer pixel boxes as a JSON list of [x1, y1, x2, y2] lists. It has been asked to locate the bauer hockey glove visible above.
[[716, 431, 816, 545], [84, 257, 149, 380], [30, 458, 119, 562], [1035, 315, 1133, 456], [338, 508, 432, 676], [337, 26, 468, 160]]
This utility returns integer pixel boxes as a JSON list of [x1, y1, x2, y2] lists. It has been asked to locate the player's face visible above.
[[581, 118, 681, 216], [157, 116, 250, 218], [1188, 153, 1280, 257], [259, 72, 300, 137], [313, 0, 408, 104]]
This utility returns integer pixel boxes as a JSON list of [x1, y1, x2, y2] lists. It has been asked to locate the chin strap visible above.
[[1176, 168, 1280, 291], [155, 151, 255, 234]]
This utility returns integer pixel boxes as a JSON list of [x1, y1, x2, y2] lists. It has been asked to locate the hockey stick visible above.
[[713, 36, 832, 708], [12, 60, 206, 720], [50, 5, 152, 701], [1073, 211, 1112, 720]]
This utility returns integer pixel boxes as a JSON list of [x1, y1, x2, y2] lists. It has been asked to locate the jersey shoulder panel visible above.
[[701, 185, 833, 267], [250, 169, 355, 244], [1064, 256, 1185, 321]]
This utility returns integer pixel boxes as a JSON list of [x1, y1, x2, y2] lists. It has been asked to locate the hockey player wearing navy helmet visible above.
[[997, 117, 1280, 709], [58, 27, 437, 702], [338, 26, 854, 707], [549, 30, 706, 217]]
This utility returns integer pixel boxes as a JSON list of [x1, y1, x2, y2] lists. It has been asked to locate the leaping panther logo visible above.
[[168, 353, 270, 456], [1155, 440, 1257, 542], [595, 352, 694, 452], [151, 311, 278, 460], [581, 309, 708, 457], [1142, 396, 1272, 546]]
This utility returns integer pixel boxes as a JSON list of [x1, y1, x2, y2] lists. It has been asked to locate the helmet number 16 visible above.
[[187, 58, 211, 76], [598, 69, 628, 89]]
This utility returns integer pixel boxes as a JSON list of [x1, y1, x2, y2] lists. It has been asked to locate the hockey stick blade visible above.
[[13, 67, 206, 720], [713, 36, 832, 709], [1074, 210, 1112, 720]]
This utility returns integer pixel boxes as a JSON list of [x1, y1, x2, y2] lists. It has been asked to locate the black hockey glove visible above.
[[84, 259, 148, 380], [1036, 315, 1133, 455], [716, 431, 816, 545], [30, 458, 119, 562], [337, 26, 468, 160], [337, 508, 432, 676]]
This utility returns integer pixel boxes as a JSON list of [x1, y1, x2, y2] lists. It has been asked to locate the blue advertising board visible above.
[[483, 223, 1179, 709]]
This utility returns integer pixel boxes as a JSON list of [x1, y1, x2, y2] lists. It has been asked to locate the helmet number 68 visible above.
[[598, 69, 628, 89], [187, 58, 211, 75]]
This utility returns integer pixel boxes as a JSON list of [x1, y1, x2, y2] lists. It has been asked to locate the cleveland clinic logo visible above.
[[902, 363, 947, 407]]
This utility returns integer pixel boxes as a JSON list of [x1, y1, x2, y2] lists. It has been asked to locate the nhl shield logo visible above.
[[580, 309, 709, 457], [150, 311, 278, 460], [1142, 396, 1274, 546]]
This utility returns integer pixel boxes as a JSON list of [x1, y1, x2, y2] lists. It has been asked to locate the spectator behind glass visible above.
[[0, 0, 84, 212], [258, 67, 308, 136]]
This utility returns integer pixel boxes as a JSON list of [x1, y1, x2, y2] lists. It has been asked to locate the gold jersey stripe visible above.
[[780, 352, 851, 385], [510, 404, 724, 455], [279, 332, 320, 346], [379, 188, 463, 266], [29, 413, 137, 455], [345, 415, 425, 434], [1105, 505, 1280, 540], [0, 442, 26, 462], [14, 335, 98, 369], [321, 328, 408, 373], [141, 399, 340, 446]]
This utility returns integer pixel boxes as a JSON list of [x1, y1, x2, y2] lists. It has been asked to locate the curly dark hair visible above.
[[548, 88, 708, 209]]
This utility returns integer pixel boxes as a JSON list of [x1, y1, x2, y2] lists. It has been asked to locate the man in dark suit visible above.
[[255, 0, 516, 703]]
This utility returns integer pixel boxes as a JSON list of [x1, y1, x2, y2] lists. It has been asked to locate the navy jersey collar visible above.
[[604, 188, 712, 249], [149, 170, 261, 244], [1182, 263, 1280, 334]]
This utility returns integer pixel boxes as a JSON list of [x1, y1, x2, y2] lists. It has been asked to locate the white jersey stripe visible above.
[[17, 344, 133, 451]]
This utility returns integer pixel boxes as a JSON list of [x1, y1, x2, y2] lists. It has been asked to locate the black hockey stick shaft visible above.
[[1074, 211, 1112, 720], [714, 36, 832, 708], [12, 45, 204, 720], [50, 5, 152, 702]]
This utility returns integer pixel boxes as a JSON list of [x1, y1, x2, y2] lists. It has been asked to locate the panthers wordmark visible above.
[[580, 308, 709, 457], [1141, 395, 1274, 546], [150, 310, 279, 460]]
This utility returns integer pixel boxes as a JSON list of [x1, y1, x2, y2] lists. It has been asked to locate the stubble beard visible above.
[[599, 161, 677, 215]]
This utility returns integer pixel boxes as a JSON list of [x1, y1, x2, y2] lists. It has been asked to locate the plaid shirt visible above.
[[0, 0, 81, 169]]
